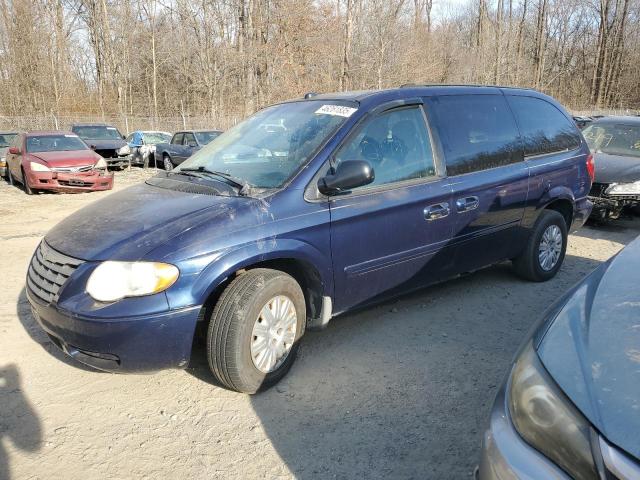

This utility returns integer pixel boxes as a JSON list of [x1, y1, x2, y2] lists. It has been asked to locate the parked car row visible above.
[[2, 124, 222, 194]]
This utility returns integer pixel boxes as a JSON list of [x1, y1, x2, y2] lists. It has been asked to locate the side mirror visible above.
[[89, 144, 97, 150], [187, 141, 198, 148], [318, 160, 375, 195], [8, 146, 20, 155]]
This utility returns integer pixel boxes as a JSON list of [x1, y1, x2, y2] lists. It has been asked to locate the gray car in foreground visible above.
[[479, 235, 640, 479]]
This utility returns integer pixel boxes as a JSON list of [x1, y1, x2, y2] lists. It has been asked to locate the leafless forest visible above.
[[0, 0, 638, 130]]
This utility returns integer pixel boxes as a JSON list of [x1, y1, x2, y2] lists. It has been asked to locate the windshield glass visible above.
[[144, 132, 172, 144], [194, 131, 221, 145], [26, 135, 88, 153], [583, 123, 640, 158], [0, 133, 17, 148], [177, 101, 356, 188], [73, 126, 123, 140]]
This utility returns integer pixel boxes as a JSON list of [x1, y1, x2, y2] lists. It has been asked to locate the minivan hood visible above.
[[45, 182, 261, 261], [84, 138, 127, 150], [537, 237, 640, 460], [593, 152, 640, 184]]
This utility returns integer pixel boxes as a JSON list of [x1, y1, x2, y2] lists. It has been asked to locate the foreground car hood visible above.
[[537, 237, 640, 460], [30, 150, 101, 167], [593, 152, 640, 184], [45, 181, 261, 261]]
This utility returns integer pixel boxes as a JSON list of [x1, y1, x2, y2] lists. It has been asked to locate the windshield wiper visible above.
[[177, 166, 252, 196]]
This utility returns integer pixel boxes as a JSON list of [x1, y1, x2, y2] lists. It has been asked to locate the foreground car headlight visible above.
[[605, 181, 640, 195], [508, 343, 598, 479], [94, 158, 108, 169], [30, 161, 51, 172], [117, 145, 131, 155], [86, 261, 179, 302]]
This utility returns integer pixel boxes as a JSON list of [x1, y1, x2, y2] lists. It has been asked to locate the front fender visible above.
[[165, 238, 332, 310]]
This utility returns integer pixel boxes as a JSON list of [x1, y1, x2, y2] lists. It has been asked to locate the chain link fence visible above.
[[0, 114, 240, 134]]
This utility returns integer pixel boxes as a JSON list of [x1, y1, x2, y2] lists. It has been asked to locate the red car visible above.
[[6, 131, 114, 194]]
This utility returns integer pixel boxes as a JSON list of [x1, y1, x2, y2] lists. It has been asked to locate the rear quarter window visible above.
[[507, 96, 581, 156], [428, 95, 522, 176]]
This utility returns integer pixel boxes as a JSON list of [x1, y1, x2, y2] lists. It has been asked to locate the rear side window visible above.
[[429, 95, 522, 176], [507, 96, 581, 156]]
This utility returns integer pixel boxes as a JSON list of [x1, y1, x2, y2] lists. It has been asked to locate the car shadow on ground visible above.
[[0, 364, 42, 480], [15, 288, 102, 373], [240, 252, 607, 479]]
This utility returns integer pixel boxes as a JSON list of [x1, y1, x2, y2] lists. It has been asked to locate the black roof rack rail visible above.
[[399, 83, 533, 90]]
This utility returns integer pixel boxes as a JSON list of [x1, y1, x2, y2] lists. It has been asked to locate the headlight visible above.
[[508, 343, 598, 479], [86, 261, 179, 302], [605, 181, 640, 195], [95, 158, 108, 169], [117, 145, 131, 155], [30, 161, 51, 172]]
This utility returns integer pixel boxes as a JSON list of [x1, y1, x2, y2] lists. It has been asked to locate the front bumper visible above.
[[26, 287, 201, 372], [478, 384, 571, 480], [104, 154, 132, 168], [26, 170, 114, 193]]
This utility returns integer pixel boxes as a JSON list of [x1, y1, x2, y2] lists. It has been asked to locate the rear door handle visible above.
[[424, 202, 450, 221], [456, 196, 479, 213]]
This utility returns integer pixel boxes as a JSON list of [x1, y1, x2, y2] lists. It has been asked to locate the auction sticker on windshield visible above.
[[315, 105, 357, 117]]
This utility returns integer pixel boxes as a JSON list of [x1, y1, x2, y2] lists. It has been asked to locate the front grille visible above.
[[27, 241, 83, 304], [589, 182, 609, 198], [52, 165, 94, 173], [96, 149, 117, 159]]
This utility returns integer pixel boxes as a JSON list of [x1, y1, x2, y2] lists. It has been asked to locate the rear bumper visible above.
[[26, 170, 114, 192], [478, 384, 570, 480], [570, 197, 592, 232], [26, 287, 201, 372]]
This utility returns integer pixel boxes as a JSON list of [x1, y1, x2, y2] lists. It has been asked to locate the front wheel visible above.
[[21, 168, 35, 195], [207, 268, 306, 393], [163, 155, 173, 171], [512, 210, 568, 282]]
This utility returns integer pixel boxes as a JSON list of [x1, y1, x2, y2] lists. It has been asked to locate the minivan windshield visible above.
[[583, 123, 640, 158], [176, 101, 357, 188]]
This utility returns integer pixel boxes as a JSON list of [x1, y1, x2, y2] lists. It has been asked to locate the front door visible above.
[[426, 94, 529, 271], [328, 103, 454, 314]]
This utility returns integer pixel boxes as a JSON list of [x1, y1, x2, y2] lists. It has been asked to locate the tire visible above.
[[512, 210, 568, 282], [21, 167, 35, 195], [163, 155, 173, 171], [207, 268, 306, 394]]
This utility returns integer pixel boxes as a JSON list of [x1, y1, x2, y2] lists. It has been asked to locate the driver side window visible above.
[[334, 106, 436, 190]]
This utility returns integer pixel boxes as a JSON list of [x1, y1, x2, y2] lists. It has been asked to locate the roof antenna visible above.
[[304, 92, 318, 99]]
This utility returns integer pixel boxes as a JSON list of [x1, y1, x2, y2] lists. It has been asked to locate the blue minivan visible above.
[[27, 86, 594, 393]]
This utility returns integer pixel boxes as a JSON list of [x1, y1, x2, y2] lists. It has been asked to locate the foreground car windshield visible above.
[[26, 135, 88, 153], [74, 126, 122, 140], [583, 123, 640, 158], [194, 131, 221, 145], [0, 133, 17, 147], [177, 101, 356, 188]]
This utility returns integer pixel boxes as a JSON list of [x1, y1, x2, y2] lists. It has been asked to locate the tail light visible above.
[[586, 154, 595, 183]]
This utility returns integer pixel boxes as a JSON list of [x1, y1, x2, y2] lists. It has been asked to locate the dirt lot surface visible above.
[[1, 170, 639, 480]]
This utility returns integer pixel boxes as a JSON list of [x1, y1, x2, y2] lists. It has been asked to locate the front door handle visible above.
[[456, 196, 479, 213], [424, 202, 450, 221]]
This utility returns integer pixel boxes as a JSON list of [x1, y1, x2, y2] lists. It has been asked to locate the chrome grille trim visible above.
[[52, 165, 94, 173], [27, 241, 83, 304]]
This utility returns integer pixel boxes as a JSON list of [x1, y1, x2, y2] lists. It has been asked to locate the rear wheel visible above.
[[163, 155, 173, 171], [207, 268, 306, 393], [513, 210, 567, 282]]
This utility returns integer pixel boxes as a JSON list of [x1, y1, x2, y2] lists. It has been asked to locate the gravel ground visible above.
[[1, 170, 639, 480]]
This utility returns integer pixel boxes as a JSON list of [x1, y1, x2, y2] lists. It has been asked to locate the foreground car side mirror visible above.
[[8, 146, 20, 155], [318, 160, 375, 195], [89, 144, 97, 150]]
